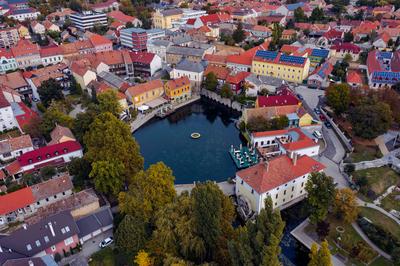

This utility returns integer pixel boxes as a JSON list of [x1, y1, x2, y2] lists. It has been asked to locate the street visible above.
[[61, 230, 113, 266]]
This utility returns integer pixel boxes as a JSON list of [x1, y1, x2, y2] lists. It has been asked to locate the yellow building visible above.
[[251, 50, 310, 84], [153, 9, 183, 29], [165, 76, 191, 104], [125, 79, 164, 107], [17, 24, 30, 39]]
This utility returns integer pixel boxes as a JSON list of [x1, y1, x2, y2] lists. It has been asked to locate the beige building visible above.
[[125, 79, 164, 107], [153, 9, 182, 29], [0, 27, 19, 49]]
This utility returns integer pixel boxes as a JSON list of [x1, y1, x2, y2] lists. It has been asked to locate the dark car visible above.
[[324, 121, 332, 128], [296, 94, 304, 100], [314, 108, 321, 115]]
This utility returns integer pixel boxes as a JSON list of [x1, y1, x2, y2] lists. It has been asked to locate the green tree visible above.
[[305, 172, 336, 224], [72, 105, 98, 144], [350, 99, 392, 139], [69, 76, 82, 95], [84, 112, 143, 195], [220, 83, 233, 98], [392, 247, 400, 266], [97, 90, 122, 117], [325, 83, 350, 115], [115, 214, 148, 253], [203, 72, 218, 91], [40, 101, 74, 139], [308, 241, 332, 266], [90, 160, 125, 195], [343, 53, 352, 63], [38, 78, 64, 107], [294, 7, 307, 22], [68, 157, 91, 189], [23, 115, 43, 138], [119, 162, 175, 223], [40, 166, 56, 180], [271, 115, 288, 129], [310, 7, 324, 22], [343, 32, 354, 42], [233, 22, 245, 44]]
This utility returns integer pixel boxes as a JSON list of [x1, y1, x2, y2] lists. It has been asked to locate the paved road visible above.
[[293, 85, 324, 110], [61, 230, 113, 266]]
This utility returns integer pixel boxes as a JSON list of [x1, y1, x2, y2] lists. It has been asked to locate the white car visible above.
[[313, 130, 323, 139], [99, 237, 113, 248]]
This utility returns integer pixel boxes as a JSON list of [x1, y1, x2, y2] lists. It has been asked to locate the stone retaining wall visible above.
[[200, 89, 243, 112]]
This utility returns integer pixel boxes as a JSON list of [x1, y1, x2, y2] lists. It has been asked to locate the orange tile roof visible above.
[[204, 65, 230, 80], [126, 79, 163, 96], [89, 34, 112, 47], [0, 187, 34, 215], [204, 54, 227, 65], [347, 70, 363, 84], [5, 160, 22, 176], [236, 155, 325, 194], [166, 76, 190, 90], [8, 135, 33, 151]]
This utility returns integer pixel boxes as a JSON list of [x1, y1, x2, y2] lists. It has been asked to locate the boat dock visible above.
[[229, 144, 259, 169]]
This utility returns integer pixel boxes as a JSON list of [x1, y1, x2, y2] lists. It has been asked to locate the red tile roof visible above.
[[323, 29, 343, 40], [0, 90, 10, 109], [204, 65, 230, 80], [0, 187, 35, 215], [166, 76, 190, 90], [15, 102, 39, 129], [226, 71, 251, 84], [5, 160, 22, 175], [17, 141, 82, 167], [39, 45, 62, 57], [0, 48, 14, 59], [11, 39, 39, 58], [236, 155, 325, 194], [107, 10, 136, 23], [330, 42, 361, 54], [126, 79, 163, 96], [90, 34, 112, 47], [257, 94, 300, 107], [252, 129, 288, 138], [130, 51, 155, 64], [347, 70, 363, 84]]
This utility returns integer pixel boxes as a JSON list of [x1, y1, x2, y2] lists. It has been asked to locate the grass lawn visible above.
[[349, 144, 383, 163], [370, 256, 394, 266], [305, 214, 378, 265], [89, 247, 115, 266], [352, 167, 400, 201], [380, 190, 400, 213], [359, 207, 400, 240]]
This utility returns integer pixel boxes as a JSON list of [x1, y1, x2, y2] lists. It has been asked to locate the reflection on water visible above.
[[133, 98, 244, 184]]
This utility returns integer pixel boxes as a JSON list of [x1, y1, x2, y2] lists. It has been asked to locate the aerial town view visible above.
[[0, 0, 400, 265]]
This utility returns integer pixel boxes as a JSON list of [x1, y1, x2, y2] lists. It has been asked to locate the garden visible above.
[[381, 190, 400, 213], [351, 166, 400, 202]]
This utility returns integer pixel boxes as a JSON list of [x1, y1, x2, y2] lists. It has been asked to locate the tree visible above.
[[271, 115, 288, 130], [68, 157, 91, 189], [305, 172, 336, 224], [90, 160, 125, 195], [343, 53, 352, 63], [316, 220, 330, 240], [233, 22, 245, 44], [38, 78, 64, 107], [334, 188, 359, 223], [135, 250, 153, 266], [97, 90, 122, 117], [23, 115, 43, 138], [325, 83, 350, 115], [246, 116, 270, 132], [343, 32, 354, 42], [119, 162, 175, 223], [220, 83, 233, 99], [40, 166, 56, 180], [72, 106, 98, 144], [294, 7, 307, 22], [350, 99, 392, 139], [115, 215, 148, 253], [203, 72, 218, 91], [310, 7, 324, 22], [40, 101, 74, 139], [308, 241, 332, 266], [69, 76, 82, 95], [84, 112, 143, 195], [392, 247, 400, 266]]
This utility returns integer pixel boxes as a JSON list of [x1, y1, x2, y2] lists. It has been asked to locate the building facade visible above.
[[164, 76, 191, 104], [70, 11, 108, 30], [0, 27, 19, 49]]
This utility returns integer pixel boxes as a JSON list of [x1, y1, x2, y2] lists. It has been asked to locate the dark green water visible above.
[[133, 98, 245, 184]]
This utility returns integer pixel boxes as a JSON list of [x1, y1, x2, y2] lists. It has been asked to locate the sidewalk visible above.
[[357, 198, 400, 225]]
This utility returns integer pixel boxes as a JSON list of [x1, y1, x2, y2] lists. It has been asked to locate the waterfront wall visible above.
[[200, 89, 243, 112]]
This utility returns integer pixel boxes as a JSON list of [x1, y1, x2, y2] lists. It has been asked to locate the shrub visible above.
[[54, 253, 62, 262], [36, 103, 47, 113], [344, 164, 355, 174]]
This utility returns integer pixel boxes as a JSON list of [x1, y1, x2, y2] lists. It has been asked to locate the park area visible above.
[[349, 143, 383, 163], [381, 190, 400, 213], [352, 166, 400, 202]]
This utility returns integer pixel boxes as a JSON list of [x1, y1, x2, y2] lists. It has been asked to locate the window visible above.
[[26, 244, 32, 251], [61, 228, 66, 234], [35, 240, 41, 247], [65, 226, 70, 232], [275, 194, 278, 199], [301, 182, 304, 187], [292, 187, 294, 192], [64, 237, 74, 246], [251, 189, 254, 194], [51, 245, 56, 251], [44, 236, 49, 243], [300, 190, 303, 194], [284, 190, 286, 195]]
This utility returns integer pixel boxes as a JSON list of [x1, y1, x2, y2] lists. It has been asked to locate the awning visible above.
[[146, 97, 168, 109], [137, 105, 150, 111]]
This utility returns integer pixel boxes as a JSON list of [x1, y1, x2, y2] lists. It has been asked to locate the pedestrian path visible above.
[[357, 198, 400, 225]]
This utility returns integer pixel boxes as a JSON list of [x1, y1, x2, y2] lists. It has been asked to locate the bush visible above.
[[344, 164, 355, 174], [36, 103, 47, 113], [54, 253, 62, 262], [40, 166, 56, 180], [357, 217, 400, 254]]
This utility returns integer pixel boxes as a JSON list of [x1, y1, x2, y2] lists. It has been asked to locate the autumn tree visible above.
[[305, 172, 336, 224], [325, 83, 350, 115], [334, 188, 359, 223], [294, 7, 307, 22], [97, 90, 122, 117], [220, 83, 233, 98], [135, 250, 153, 266], [115, 215, 149, 254], [308, 241, 332, 266], [23, 115, 43, 138], [84, 112, 143, 195], [118, 162, 175, 223], [37, 78, 64, 107]]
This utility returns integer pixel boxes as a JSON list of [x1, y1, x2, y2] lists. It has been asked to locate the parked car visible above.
[[313, 130, 323, 139], [296, 94, 304, 100], [32, 97, 39, 102], [314, 108, 321, 115], [324, 121, 332, 128], [319, 114, 326, 121], [99, 237, 113, 248]]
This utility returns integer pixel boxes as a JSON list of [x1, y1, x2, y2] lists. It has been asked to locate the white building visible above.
[[235, 154, 325, 213], [251, 128, 320, 159], [0, 135, 34, 161], [0, 93, 18, 131], [8, 8, 40, 21], [170, 58, 204, 89], [70, 11, 108, 30], [172, 9, 207, 28], [31, 21, 45, 35]]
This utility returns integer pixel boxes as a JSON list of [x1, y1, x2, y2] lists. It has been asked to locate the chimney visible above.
[[264, 161, 269, 172], [48, 222, 55, 237], [22, 224, 27, 230], [28, 261, 34, 266], [292, 152, 298, 166]]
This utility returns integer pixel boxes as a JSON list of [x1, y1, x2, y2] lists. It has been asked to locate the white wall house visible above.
[[170, 58, 204, 89], [235, 154, 325, 213], [0, 100, 18, 131], [0, 135, 34, 161]]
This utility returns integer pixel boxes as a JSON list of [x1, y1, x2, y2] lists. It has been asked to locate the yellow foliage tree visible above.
[[334, 188, 359, 224], [308, 241, 332, 266], [135, 250, 152, 266]]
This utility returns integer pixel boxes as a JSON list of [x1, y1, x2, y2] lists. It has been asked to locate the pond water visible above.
[[133, 98, 245, 184], [133, 98, 310, 266]]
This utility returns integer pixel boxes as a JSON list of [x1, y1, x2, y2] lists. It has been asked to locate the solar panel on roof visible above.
[[311, 49, 329, 58], [255, 50, 278, 60], [378, 52, 393, 60], [279, 54, 306, 65]]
